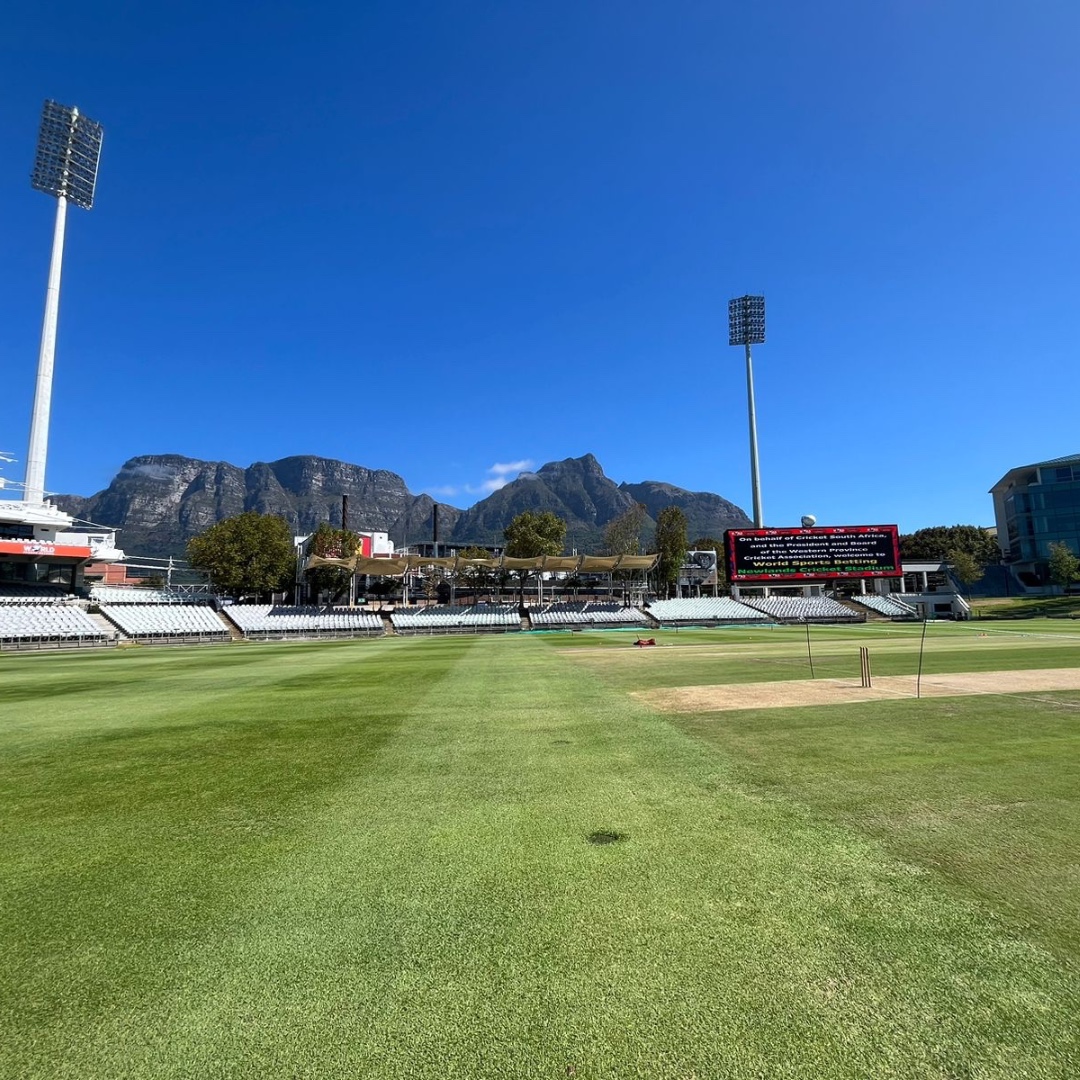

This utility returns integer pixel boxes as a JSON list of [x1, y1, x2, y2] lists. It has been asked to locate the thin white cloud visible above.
[[429, 458, 534, 500], [489, 459, 534, 477]]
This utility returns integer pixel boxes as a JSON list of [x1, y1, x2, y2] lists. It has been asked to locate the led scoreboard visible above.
[[725, 525, 902, 582]]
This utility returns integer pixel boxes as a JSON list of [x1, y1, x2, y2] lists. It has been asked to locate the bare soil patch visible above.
[[634, 668, 1080, 713]]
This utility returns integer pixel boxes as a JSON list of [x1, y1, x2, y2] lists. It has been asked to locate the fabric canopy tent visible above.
[[306, 552, 659, 577]]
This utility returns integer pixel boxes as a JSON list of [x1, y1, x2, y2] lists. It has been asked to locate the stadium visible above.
[[3, 103, 1080, 1080]]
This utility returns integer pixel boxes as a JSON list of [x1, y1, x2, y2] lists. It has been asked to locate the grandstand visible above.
[[99, 604, 228, 642], [0, 582, 68, 603], [90, 585, 174, 604], [0, 604, 104, 646], [529, 602, 649, 628], [646, 597, 768, 625], [391, 604, 519, 634], [740, 595, 862, 622], [226, 605, 384, 638], [848, 593, 919, 619]]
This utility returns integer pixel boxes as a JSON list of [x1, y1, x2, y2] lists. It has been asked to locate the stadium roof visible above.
[[306, 552, 659, 577]]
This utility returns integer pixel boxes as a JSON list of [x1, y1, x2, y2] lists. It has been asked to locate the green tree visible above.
[[654, 506, 688, 599], [947, 548, 984, 598], [604, 503, 647, 556], [186, 511, 296, 599], [1047, 541, 1080, 594], [504, 510, 567, 558], [691, 535, 728, 588], [305, 521, 361, 603], [900, 525, 999, 564], [504, 510, 567, 603]]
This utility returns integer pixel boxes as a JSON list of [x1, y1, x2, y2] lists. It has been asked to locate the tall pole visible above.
[[729, 294, 766, 530], [24, 194, 69, 504], [25, 100, 103, 505], [745, 340, 763, 529]]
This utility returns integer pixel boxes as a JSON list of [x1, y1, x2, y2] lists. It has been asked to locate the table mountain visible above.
[[55, 454, 458, 559], [448, 454, 752, 551], [55, 452, 752, 558]]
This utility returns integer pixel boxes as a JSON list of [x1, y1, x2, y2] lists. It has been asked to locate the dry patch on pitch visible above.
[[635, 668, 1080, 713]]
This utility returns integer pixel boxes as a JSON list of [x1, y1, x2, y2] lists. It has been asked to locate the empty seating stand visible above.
[[0, 583, 70, 604], [99, 604, 229, 643], [391, 604, 519, 635], [529, 602, 650, 628], [740, 596, 862, 623], [90, 586, 173, 604], [646, 597, 768, 626], [226, 605, 384, 639], [0, 604, 105, 649], [849, 594, 919, 619]]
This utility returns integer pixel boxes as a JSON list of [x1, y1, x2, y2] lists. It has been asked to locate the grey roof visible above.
[[990, 453, 1080, 493]]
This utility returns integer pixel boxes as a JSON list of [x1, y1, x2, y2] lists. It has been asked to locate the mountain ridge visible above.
[[54, 452, 752, 558]]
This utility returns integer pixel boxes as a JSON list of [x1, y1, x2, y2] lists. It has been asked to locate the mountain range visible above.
[[55, 453, 752, 558]]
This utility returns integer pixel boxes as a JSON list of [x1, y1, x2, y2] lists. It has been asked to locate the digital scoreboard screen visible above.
[[725, 525, 902, 582]]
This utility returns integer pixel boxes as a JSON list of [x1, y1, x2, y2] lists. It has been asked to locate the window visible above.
[[0, 522, 34, 541]]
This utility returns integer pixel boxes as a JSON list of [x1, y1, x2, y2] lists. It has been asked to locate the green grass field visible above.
[[2, 623, 1079, 1078]]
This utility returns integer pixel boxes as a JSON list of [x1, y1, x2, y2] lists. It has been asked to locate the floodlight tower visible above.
[[24, 100, 103, 505], [728, 294, 766, 528]]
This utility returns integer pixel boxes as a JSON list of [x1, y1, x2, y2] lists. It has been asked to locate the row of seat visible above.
[[90, 586, 174, 604], [848, 593, 918, 617], [392, 605, 519, 630], [529, 603, 648, 626], [646, 597, 768, 622], [0, 583, 70, 604], [0, 605, 103, 641], [741, 596, 859, 621], [226, 605, 384, 634], [99, 604, 228, 637]]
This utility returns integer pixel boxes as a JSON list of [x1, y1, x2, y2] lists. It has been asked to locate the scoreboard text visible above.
[[725, 525, 902, 582]]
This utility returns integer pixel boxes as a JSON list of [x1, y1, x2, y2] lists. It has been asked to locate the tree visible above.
[[504, 510, 567, 603], [1047, 542, 1080, 595], [419, 563, 444, 603], [454, 546, 494, 601], [504, 510, 567, 558], [604, 503, 647, 556], [305, 521, 361, 603], [900, 525, 1000, 565], [186, 511, 296, 599], [947, 548, 984, 598], [691, 535, 728, 588], [654, 506, 688, 599]]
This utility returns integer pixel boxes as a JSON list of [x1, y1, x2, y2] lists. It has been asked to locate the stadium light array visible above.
[[24, 100, 103, 505], [728, 295, 766, 528], [31, 100, 103, 209], [728, 294, 765, 347]]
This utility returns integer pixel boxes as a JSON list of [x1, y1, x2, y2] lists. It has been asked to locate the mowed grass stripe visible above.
[[1, 637, 1078, 1078]]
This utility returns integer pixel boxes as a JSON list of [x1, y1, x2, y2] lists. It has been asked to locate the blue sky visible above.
[[2, 1, 1078, 534]]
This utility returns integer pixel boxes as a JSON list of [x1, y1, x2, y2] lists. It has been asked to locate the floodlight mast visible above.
[[24, 100, 103, 505], [728, 295, 765, 528]]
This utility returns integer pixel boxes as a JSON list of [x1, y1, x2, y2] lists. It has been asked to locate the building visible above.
[[990, 453, 1080, 587], [0, 498, 124, 594]]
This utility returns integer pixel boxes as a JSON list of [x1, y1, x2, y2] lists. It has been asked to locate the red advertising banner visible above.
[[0, 539, 93, 559]]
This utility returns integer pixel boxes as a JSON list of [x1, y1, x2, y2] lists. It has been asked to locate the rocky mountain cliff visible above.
[[56, 455, 460, 559], [56, 452, 752, 558], [447, 455, 752, 551]]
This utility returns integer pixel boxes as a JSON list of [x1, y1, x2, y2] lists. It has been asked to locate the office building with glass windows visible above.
[[990, 453, 1080, 587]]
